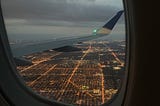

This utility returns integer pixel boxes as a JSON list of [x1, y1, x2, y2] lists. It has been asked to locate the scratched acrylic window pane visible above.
[[2, 0, 125, 106]]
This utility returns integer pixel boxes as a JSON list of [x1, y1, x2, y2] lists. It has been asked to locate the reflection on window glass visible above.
[[2, 0, 125, 105]]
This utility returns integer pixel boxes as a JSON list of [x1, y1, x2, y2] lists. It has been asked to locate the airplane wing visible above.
[[12, 10, 124, 57], [70, 10, 124, 42]]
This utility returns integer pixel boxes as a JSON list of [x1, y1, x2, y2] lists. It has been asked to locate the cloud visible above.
[[2, 0, 123, 22]]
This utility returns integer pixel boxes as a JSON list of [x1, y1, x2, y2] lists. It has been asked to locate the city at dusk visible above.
[[17, 40, 125, 106]]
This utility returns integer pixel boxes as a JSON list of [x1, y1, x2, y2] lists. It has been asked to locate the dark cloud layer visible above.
[[2, 0, 121, 22]]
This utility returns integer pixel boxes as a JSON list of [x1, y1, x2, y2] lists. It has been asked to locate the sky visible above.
[[1, 0, 125, 42]]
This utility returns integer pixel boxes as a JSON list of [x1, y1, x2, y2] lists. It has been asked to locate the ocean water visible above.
[[8, 24, 126, 57]]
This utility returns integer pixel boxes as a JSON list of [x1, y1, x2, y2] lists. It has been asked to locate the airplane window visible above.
[[1, 0, 126, 106]]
